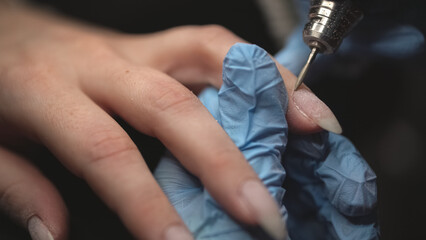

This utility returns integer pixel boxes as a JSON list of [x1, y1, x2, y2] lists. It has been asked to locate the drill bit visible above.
[[294, 47, 318, 90], [295, 0, 364, 90]]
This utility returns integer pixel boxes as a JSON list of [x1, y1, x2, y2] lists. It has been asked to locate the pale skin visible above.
[[0, 1, 341, 240]]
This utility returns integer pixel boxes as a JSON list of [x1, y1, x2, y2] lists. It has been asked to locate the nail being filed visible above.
[[294, 47, 318, 90]]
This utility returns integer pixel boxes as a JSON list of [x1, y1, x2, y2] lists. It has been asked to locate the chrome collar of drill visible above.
[[295, 0, 363, 90]]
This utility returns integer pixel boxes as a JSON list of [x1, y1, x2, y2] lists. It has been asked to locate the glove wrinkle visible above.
[[318, 134, 377, 217], [156, 42, 379, 239], [283, 131, 378, 239], [156, 43, 289, 239]]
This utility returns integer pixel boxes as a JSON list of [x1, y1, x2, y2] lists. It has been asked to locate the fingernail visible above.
[[240, 180, 287, 240], [292, 88, 342, 134], [164, 225, 194, 240], [28, 216, 54, 240]]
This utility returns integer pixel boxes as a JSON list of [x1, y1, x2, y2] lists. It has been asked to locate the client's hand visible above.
[[0, 2, 345, 239], [155, 43, 379, 239]]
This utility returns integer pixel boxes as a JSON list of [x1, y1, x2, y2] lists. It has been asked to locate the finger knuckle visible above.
[[197, 24, 236, 44], [50, 31, 117, 63], [0, 180, 25, 211], [75, 35, 117, 61], [168, 25, 236, 52], [3, 62, 52, 91], [85, 131, 138, 167], [168, 24, 232, 41], [148, 75, 199, 114], [108, 65, 152, 87], [199, 24, 232, 36], [199, 147, 237, 178]]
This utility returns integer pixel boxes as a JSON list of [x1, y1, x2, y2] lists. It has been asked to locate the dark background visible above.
[[1, 0, 425, 239]]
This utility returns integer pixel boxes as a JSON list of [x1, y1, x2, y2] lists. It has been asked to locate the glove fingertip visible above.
[[317, 134, 377, 217], [221, 43, 286, 97], [219, 43, 289, 147]]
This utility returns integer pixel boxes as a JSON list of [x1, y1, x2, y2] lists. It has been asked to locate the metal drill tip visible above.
[[295, 47, 318, 90]]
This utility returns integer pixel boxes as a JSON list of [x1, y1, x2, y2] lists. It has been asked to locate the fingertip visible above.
[[200, 163, 287, 239], [272, 58, 342, 134], [21, 169, 69, 240], [222, 43, 284, 94], [288, 87, 342, 134], [30, 196, 69, 240], [28, 216, 54, 240], [23, 178, 69, 240], [0, 148, 69, 240], [317, 117, 343, 134], [318, 133, 377, 216]]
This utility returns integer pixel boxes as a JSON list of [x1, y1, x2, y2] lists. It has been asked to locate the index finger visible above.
[[113, 25, 342, 134]]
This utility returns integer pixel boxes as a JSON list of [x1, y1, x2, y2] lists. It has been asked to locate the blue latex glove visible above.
[[154, 43, 379, 239], [155, 43, 289, 240], [282, 132, 379, 240]]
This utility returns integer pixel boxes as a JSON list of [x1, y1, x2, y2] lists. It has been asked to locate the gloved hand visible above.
[[155, 43, 289, 240], [155, 43, 379, 239], [282, 132, 379, 240]]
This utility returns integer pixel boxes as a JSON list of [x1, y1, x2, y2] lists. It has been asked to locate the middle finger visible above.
[[81, 63, 287, 238]]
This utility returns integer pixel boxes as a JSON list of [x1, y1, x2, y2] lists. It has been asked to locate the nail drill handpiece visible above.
[[295, 0, 363, 90]]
